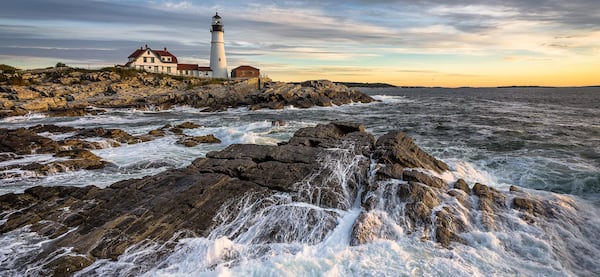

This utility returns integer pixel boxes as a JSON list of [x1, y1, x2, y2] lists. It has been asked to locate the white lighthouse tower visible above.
[[209, 13, 228, 79]]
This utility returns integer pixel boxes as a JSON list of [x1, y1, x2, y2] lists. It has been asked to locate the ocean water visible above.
[[0, 87, 599, 276]]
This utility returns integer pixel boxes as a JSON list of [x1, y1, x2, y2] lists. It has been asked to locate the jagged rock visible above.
[[148, 129, 166, 136], [0, 153, 19, 162], [434, 207, 467, 248], [472, 182, 506, 230], [175, 121, 201, 129], [170, 127, 184, 135], [11, 86, 39, 100], [20, 97, 67, 112], [0, 127, 59, 154], [472, 182, 506, 206], [271, 120, 286, 127], [509, 185, 523, 192], [287, 122, 367, 148], [29, 124, 79, 134], [454, 179, 470, 194], [350, 211, 385, 246], [70, 127, 141, 144], [512, 196, 546, 217], [59, 77, 79, 85], [447, 189, 471, 209], [177, 135, 221, 147], [21, 149, 109, 174], [375, 131, 449, 174], [47, 255, 93, 277], [59, 139, 108, 150], [375, 163, 404, 179], [402, 169, 447, 189], [0, 97, 14, 109], [398, 181, 441, 225]]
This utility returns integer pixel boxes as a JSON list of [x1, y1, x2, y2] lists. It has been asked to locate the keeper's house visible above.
[[125, 45, 212, 77]]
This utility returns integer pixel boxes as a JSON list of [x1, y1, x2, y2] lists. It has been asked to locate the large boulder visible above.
[[374, 131, 449, 174]]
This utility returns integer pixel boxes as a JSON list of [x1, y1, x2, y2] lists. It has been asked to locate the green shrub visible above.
[[7, 75, 27, 86], [0, 64, 19, 74]]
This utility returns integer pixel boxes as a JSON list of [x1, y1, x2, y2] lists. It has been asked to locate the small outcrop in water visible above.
[[21, 149, 110, 174], [177, 134, 222, 147], [0, 122, 596, 275], [0, 127, 59, 155], [69, 127, 152, 144]]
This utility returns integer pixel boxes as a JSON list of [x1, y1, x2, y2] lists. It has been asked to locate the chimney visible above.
[[164, 47, 167, 51], [145, 44, 148, 49]]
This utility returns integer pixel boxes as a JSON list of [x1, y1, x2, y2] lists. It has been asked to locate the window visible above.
[[154, 66, 158, 72], [143, 57, 147, 63], [151, 57, 155, 63], [167, 67, 171, 73]]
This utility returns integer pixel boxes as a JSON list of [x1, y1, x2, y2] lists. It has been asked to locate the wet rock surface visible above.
[[0, 124, 220, 177], [0, 122, 594, 275], [0, 69, 374, 118]]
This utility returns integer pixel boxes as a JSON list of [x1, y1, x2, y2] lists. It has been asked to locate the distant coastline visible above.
[[334, 82, 396, 88], [3, 64, 599, 90]]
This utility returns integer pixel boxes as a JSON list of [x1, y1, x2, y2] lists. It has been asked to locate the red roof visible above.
[[177, 64, 212, 71], [153, 50, 178, 63], [128, 47, 178, 63], [233, 65, 259, 71], [128, 49, 145, 59], [177, 64, 198, 70]]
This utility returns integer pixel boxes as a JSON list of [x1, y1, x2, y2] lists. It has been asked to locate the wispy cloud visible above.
[[0, 0, 598, 85]]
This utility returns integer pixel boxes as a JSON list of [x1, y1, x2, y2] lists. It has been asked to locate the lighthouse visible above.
[[210, 13, 228, 79]]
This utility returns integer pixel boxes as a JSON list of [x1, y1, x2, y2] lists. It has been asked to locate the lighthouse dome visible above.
[[212, 13, 222, 25]]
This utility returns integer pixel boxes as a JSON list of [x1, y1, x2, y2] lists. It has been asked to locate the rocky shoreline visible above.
[[0, 68, 374, 118], [0, 122, 588, 276], [0, 122, 220, 177]]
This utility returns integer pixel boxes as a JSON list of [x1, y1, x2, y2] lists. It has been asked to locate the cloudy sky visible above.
[[1, 0, 599, 86]]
